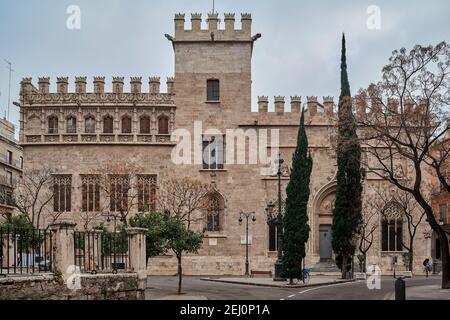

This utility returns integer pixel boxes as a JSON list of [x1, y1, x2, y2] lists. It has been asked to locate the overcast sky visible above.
[[0, 0, 449, 135]]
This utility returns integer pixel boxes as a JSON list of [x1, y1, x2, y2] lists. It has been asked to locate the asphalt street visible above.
[[146, 275, 444, 300]]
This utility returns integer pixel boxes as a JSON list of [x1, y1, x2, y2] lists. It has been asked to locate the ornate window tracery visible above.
[[381, 201, 404, 252]]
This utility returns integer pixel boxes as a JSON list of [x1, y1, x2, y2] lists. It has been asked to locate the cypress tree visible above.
[[282, 108, 313, 284], [332, 34, 363, 279]]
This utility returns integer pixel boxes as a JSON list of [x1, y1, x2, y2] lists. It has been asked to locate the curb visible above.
[[199, 278, 357, 289]]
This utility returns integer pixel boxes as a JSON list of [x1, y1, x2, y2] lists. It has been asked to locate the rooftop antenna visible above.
[[212, 0, 215, 13], [4, 59, 14, 121]]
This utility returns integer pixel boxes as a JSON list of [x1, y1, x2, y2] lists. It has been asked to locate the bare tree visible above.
[[5, 166, 64, 229], [358, 42, 450, 288], [358, 195, 379, 273], [157, 175, 211, 230], [91, 161, 144, 227]]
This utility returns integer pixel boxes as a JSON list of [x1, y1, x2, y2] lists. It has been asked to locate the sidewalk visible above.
[[200, 275, 356, 288], [402, 285, 450, 300]]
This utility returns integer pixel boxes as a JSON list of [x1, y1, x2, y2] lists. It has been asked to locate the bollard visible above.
[[395, 277, 406, 300]]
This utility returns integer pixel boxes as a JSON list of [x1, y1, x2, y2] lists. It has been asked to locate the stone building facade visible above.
[[18, 13, 431, 275], [0, 118, 23, 219], [431, 128, 450, 271]]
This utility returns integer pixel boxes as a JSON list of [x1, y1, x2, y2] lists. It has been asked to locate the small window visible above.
[[66, 116, 77, 134], [85, 116, 96, 134], [122, 116, 132, 134], [158, 117, 169, 135], [48, 116, 59, 134], [20, 156, 23, 169], [103, 116, 114, 134], [6, 171, 13, 186], [440, 204, 448, 224], [207, 79, 220, 101], [202, 136, 224, 170], [140, 116, 151, 134], [6, 151, 12, 165]]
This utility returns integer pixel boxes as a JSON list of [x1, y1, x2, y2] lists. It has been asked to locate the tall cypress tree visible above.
[[332, 34, 363, 279], [282, 109, 313, 284]]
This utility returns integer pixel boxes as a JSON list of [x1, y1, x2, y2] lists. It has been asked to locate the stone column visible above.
[[126, 228, 147, 278], [50, 221, 76, 279]]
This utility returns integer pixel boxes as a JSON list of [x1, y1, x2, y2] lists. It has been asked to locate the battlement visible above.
[[21, 76, 175, 96], [171, 12, 254, 42], [257, 96, 336, 117]]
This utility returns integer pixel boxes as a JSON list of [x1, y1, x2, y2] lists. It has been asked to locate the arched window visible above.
[[206, 193, 224, 232], [158, 116, 169, 135], [85, 116, 96, 134], [140, 116, 151, 134], [122, 116, 132, 134], [381, 201, 404, 252], [66, 116, 77, 134], [103, 116, 114, 134], [48, 116, 59, 134], [207, 79, 220, 101]]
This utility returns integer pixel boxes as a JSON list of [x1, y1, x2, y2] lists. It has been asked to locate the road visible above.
[[146, 276, 444, 300]]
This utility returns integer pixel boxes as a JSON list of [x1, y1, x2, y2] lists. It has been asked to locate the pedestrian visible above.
[[423, 258, 431, 277]]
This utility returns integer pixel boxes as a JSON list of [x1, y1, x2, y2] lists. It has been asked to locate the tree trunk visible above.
[[341, 254, 348, 279], [437, 230, 450, 289], [409, 246, 414, 273], [177, 254, 183, 295]]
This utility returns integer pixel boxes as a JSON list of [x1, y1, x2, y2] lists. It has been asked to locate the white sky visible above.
[[0, 0, 449, 134]]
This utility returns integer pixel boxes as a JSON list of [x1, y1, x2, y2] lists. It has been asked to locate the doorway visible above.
[[319, 225, 333, 261]]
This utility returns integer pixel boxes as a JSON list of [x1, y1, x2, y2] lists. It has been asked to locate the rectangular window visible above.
[[269, 224, 278, 252], [6, 171, 12, 186], [137, 175, 157, 212], [82, 175, 100, 212], [207, 79, 220, 101], [202, 136, 224, 170], [53, 175, 72, 212], [20, 156, 23, 169], [6, 151, 12, 165], [110, 175, 129, 213], [440, 204, 448, 224], [382, 219, 403, 252]]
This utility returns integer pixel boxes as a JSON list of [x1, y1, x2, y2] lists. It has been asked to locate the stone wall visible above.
[[0, 273, 146, 300]]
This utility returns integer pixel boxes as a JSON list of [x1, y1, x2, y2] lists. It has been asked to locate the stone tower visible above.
[[167, 12, 261, 130]]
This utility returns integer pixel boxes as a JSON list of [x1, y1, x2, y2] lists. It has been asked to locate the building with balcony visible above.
[[0, 117, 23, 219]]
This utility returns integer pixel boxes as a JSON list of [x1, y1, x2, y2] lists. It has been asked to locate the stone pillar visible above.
[[149, 77, 161, 94], [307, 96, 318, 116], [56, 77, 69, 94], [1, 234, 16, 268], [126, 228, 147, 278], [257, 96, 268, 113], [75, 77, 87, 94], [191, 13, 202, 31], [290, 96, 302, 113], [89, 230, 103, 272], [50, 222, 76, 279], [166, 77, 175, 95]]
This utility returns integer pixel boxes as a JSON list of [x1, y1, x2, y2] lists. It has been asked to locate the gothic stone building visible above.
[[18, 13, 431, 275]]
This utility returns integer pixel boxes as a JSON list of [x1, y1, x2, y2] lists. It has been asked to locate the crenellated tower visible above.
[[166, 13, 261, 129]]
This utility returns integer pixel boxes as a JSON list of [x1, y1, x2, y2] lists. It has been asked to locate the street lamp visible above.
[[266, 153, 286, 282], [239, 212, 256, 277]]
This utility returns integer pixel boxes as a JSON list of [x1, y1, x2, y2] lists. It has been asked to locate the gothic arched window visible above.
[[158, 116, 169, 135], [381, 201, 404, 252], [206, 193, 224, 232], [103, 116, 114, 134], [140, 116, 151, 134], [66, 116, 77, 134], [48, 116, 59, 134], [122, 116, 132, 134], [85, 116, 96, 134]]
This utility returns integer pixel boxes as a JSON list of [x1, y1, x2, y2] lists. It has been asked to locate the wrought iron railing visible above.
[[0, 226, 53, 276], [73, 231, 131, 274]]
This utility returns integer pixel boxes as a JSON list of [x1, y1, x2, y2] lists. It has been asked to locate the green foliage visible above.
[[332, 34, 363, 275], [282, 109, 313, 280], [129, 211, 204, 259], [164, 216, 204, 258], [0, 215, 44, 254], [129, 211, 171, 258]]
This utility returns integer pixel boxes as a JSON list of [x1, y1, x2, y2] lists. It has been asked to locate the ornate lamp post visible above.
[[266, 153, 286, 282], [239, 212, 256, 277]]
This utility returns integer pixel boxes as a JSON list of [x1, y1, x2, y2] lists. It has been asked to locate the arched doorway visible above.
[[311, 184, 336, 266]]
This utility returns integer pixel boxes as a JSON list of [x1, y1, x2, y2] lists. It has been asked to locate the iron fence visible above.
[[74, 231, 131, 273], [0, 226, 53, 276]]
